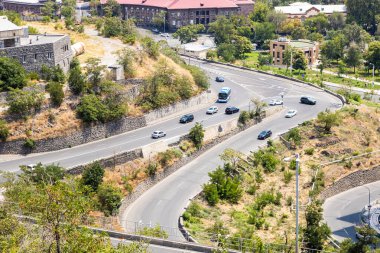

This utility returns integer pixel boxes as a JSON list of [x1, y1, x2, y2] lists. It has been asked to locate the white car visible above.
[[151, 130, 166, 139], [285, 109, 297, 118], [160, 33, 170, 38], [26, 164, 37, 170], [269, 99, 283, 106], [206, 106, 218, 114]]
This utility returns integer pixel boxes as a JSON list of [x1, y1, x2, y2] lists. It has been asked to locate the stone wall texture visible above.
[[0, 116, 146, 154], [319, 166, 380, 201]]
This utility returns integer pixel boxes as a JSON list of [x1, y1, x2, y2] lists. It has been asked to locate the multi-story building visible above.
[[269, 38, 319, 66], [275, 2, 346, 21], [0, 0, 48, 15], [100, 0, 255, 31], [0, 16, 73, 73]]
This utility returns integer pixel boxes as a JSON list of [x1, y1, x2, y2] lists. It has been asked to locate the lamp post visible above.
[[362, 185, 372, 223], [369, 63, 375, 88]]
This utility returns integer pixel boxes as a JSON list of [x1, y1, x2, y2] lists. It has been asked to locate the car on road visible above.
[[285, 109, 297, 118], [258, 130, 272, 140], [269, 99, 283, 106], [152, 28, 159, 34], [160, 33, 170, 38], [215, 76, 224, 82], [206, 106, 218, 114], [300, 96, 317, 105], [179, 114, 194, 123], [151, 131, 166, 139], [225, 106, 239, 114]]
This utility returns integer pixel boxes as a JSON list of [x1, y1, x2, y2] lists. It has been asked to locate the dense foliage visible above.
[[0, 57, 27, 91]]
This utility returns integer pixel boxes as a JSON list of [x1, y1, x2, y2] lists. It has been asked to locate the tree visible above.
[[6, 88, 44, 116], [61, 0, 76, 29], [82, 162, 105, 192], [0, 120, 10, 142], [68, 58, 86, 95], [317, 109, 341, 132], [152, 10, 166, 30], [0, 57, 27, 91], [343, 23, 371, 49], [328, 12, 346, 30], [97, 183, 123, 216], [41, 0, 58, 18], [283, 46, 296, 70], [47, 82, 64, 107], [102, 17, 123, 37], [268, 10, 287, 34], [203, 183, 219, 206], [304, 14, 329, 34], [84, 58, 106, 92], [233, 35, 252, 59], [40, 64, 65, 83], [21, 163, 65, 185], [279, 19, 302, 34], [292, 50, 307, 72], [251, 98, 267, 118], [217, 43, 236, 62], [76, 94, 107, 123], [220, 148, 243, 172], [250, 1, 270, 23], [188, 122, 204, 150], [173, 24, 205, 44], [141, 37, 159, 59], [291, 26, 307, 40], [344, 43, 363, 73], [320, 34, 346, 62], [102, 0, 121, 17], [208, 16, 235, 45], [365, 41, 380, 72], [303, 202, 331, 250], [253, 22, 275, 46], [346, 0, 380, 34], [116, 47, 137, 78]]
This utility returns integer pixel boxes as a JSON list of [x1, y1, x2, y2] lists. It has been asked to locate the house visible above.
[[269, 38, 319, 66], [275, 2, 346, 21]]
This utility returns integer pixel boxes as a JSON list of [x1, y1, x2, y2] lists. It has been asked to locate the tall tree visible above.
[[304, 13, 329, 34], [68, 58, 86, 95], [173, 24, 205, 44], [268, 10, 287, 34], [328, 12, 346, 30], [343, 23, 371, 49], [102, 0, 121, 17], [365, 41, 380, 72], [84, 57, 106, 93], [0, 57, 26, 91], [344, 43, 363, 73], [250, 1, 270, 23], [253, 22, 276, 46], [292, 50, 307, 72], [346, 0, 380, 34], [208, 16, 235, 45]]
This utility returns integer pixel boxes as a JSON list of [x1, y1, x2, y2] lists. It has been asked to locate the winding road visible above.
[[121, 60, 343, 240]]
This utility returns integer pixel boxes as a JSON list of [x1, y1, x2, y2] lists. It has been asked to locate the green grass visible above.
[[325, 67, 380, 83]]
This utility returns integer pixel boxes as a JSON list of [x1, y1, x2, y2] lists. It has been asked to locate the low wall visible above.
[[145, 91, 211, 123], [319, 165, 380, 201], [0, 116, 146, 154]]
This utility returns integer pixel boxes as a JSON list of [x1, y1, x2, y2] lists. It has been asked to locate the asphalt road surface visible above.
[[121, 60, 343, 241], [323, 181, 380, 242]]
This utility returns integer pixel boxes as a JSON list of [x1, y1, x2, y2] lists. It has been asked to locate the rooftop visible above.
[[19, 34, 67, 46], [289, 40, 317, 48], [0, 16, 22, 32], [275, 2, 346, 15]]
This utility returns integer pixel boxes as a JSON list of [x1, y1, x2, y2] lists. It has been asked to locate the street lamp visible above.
[[369, 63, 375, 88], [362, 185, 372, 223]]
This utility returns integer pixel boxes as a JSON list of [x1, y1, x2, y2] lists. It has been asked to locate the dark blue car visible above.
[[215, 76, 224, 82], [258, 130, 272, 140]]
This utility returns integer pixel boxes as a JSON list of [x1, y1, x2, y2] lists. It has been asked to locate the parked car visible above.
[[269, 99, 283, 106], [152, 28, 159, 34], [300, 96, 317, 105], [151, 130, 166, 139], [225, 106, 240, 114], [215, 76, 224, 82], [206, 106, 218, 114], [285, 109, 297, 118], [179, 114, 194, 123], [160, 33, 170, 38], [258, 130, 272, 140]]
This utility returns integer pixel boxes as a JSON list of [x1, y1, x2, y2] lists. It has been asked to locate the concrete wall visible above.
[[320, 165, 380, 201], [0, 116, 146, 154]]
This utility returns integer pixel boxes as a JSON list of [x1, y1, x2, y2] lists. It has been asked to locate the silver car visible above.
[[285, 109, 297, 118], [151, 130, 166, 139], [206, 106, 218, 114], [269, 99, 283, 106]]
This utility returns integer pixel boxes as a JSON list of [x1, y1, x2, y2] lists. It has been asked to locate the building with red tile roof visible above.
[[100, 0, 254, 31]]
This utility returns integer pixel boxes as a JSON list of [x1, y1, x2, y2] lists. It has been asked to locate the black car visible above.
[[225, 106, 240, 114], [215, 76, 224, 82], [258, 130, 272, 140], [179, 114, 194, 123], [300, 96, 317, 105]]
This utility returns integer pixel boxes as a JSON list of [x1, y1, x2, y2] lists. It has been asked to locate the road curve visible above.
[[121, 60, 343, 240], [323, 181, 380, 242]]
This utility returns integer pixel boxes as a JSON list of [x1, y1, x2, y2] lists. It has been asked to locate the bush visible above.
[[137, 224, 168, 239], [24, 138, 36, 149], [7, 89, 44, 116], [28, 26, 39, 34], [145, 163, 157, 177], [286, 196, 293, 206], [238, 111, 250, 125], [283, 170, 293, 184], [68, 59, 86, 95], [317, 109, 342, 133], [76, 94, 107, 122], [305, 147, 315, 155], [206, 50, 217, 59], [97, 183, 123, 216], [186, 65, 209, 89], [41, 16, 51, 23], [82, 162, 105, 191], [284, 128, 302, 147], [189, 123, 204, 150], [261, 152, 279, 173], [27, 71, 39, 81], [141, 37, 159, 59], [0, 120, 10, 142], [47, 82, 64, 107], [40, 65, 65, 83], [158, 148, 182, 167], [0, 57, 27, 91], [203, 183, 219, 206], [21, 163, 65, 185]]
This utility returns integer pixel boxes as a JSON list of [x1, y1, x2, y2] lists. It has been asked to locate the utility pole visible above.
[[363, 185, 372, 223], [295, 153, 300, 253], [163, 13, 166, 34], [290, 50, 293, 75], [369, 63, 375, 88]]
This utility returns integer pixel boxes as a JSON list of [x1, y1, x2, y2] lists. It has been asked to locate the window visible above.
[[172, 20, 176, 25], [22, 55, 26, 63], [206, 10, 209, 15], [34, 53, 37, 62], [201, 10, 205, 15], [196, 11, 199, 15], [47, 53, 53, 60], [277, 52, 280, 58], [206, 18, 209, 24], [190, 19, 193, 24], [177, 12, 180, 17]]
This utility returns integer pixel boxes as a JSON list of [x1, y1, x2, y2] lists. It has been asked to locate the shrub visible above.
[[261, 152, 280, 173], [305, 147, 315, 155], [28, 26, 39, 34], [21, 163, 65, 185], [141, 37, 159, 59], [27, 71, 39, 81], [76, 24, 84, 33], [145, 163, 157, 177], [289, 159, 297, 170], [206, 50, 217, 59], [203, 183, 219, 206], [208, 167, 243, 204], [158, 148, 182, 167], [68, 59, 86, 95], [6, 89, 44, 116], [317, 109, 341, 133], [284, 128, 302, 147], [286, 196, 293, 206], [41, 16, 51, 23], [24, 138, 36, 149], [283, 170, 293, 184], [238, 111, 250, 125], [40, 65, 65, 83], [189, 123, 204, 150], [82, 162, 105, 191], [97, 183, 123, 216], [0, 57, 27, 91], [47, 82, 64, 107], [137, 224, 168, 239], [0, 120, 10, 141], [186, 65, 209, 89]]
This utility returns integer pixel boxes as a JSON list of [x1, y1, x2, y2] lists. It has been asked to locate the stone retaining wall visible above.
[[0, 116, 146, 154], [319, 166, 380, 200]]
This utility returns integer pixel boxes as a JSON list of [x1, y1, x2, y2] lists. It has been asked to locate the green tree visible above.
[[152, 10, 166, 30], [250, 1, 270, 23], [233, 35, 252, 59], [217, 43, 236, 62], [116, 47, 136, 78], [328, 12, 346, 30], [321, 34, 346, 62], [21, 163, 65, 185], [97, 183, 123, 216], [6, 88, 44, 116], [0, 57, 27, 91], [365, 41, 380, 72], [303, 202, 331, 250], [173, 24, 205, 44], [344, 43, 363, 73], [292, 50, 307, 72], [141, 37, 159, 59], [76, 94, 107, 123], [0, 120, 9, 142], [291, 26, 307, 40], [41, 0, 58, 18], [84, 57, 106, 92], [188, 122, 204, 149], [268, 10, 287, 34], [317, 109, 341, 132], [304, 13, 329, 34], [102, 17, 123, 37], [102, 0, 121, 17], [0, 10, 22, 25], [208, 16, 235, 45], [283, 46, 296, 70], [343, 23, 371, 49], [203, 183, 219, 206], [68, 58, 86, 95], [253, 22, 276, 46], [47, 82, 64, 107], [346, 0, 380, 34], [40, 64, 65, 83], [82, 162, 105, 191]]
